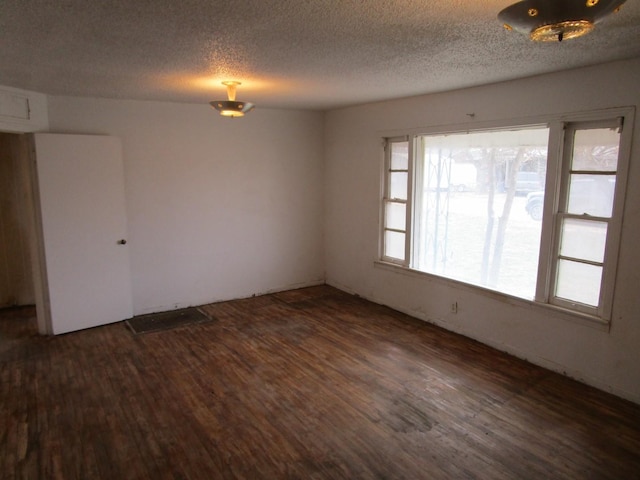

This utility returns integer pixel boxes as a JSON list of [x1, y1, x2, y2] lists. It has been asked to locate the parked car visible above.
[[525, 191, 544, 221]]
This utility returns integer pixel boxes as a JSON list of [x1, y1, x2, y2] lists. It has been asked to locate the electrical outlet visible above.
[[451, 302, 458, 314]]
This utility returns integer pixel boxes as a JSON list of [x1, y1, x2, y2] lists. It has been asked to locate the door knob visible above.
[[118, 239, 127, 245]]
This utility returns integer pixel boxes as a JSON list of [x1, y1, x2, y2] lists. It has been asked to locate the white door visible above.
[[31, 133, 133, 335]]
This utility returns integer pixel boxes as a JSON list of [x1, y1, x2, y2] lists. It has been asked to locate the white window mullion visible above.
[[410, 135, 425, 270], [379, 138, 390, 261], [404, 135, 415, 268], [547, 122, 575, 307], [536, 121, 564, 303]]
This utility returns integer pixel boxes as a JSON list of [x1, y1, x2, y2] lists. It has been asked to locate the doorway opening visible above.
[[0, 132, 36, 312]]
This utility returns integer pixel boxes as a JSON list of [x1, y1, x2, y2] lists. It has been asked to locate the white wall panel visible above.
[[47, 98, 325, 315]]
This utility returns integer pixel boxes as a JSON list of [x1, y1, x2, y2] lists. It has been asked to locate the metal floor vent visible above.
[[126, 307, 213, 334]]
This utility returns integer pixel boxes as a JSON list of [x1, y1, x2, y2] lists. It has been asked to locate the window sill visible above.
[[373, 260, 611, 332]]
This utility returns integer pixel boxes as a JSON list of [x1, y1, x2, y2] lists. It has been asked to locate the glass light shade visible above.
[[211, 100, 255, 117]]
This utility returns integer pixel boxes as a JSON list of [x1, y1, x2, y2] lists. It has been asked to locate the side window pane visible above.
[[571, 128, 619, 171], [390, 172, 408, 200], [555, 259, 602, 307], [567, 174, 616, 217], [384, 231, 405, 260], [559, 219, 607, 263], [385, 202, 406, 230], [391, 142, 409, 170]]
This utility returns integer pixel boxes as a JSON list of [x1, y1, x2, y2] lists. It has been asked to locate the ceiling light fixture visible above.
[[210, 81, 255, 117], [499, 0, 626, 42]]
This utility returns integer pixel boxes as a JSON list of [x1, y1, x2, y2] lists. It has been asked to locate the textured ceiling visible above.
[[1, 0, 639, 110]]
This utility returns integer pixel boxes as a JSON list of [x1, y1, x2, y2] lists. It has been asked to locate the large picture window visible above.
[[380, 111, 632, 321]]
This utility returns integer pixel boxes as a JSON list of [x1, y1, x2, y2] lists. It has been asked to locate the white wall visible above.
[[48, 97, 325, 315], [324, 57, 640, 404]]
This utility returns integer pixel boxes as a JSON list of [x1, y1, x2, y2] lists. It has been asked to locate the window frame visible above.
[[545, 118, 631, 320], [380, 136, 413, 266], [379, 107, 634, 324]]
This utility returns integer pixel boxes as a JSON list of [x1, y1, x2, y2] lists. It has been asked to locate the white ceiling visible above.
[[1, 0, 639, 111]]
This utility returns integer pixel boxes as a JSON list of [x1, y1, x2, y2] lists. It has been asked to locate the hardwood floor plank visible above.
[[1, 289, 639, 479]]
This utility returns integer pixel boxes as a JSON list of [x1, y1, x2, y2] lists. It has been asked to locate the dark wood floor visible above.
[[2, 286, 639, 479]]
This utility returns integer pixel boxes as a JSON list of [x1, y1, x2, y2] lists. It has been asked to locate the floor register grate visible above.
[[125, 307, 214, 334]]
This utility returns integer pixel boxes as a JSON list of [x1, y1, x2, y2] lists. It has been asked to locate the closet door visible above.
[[31, 133, 132, 334]]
